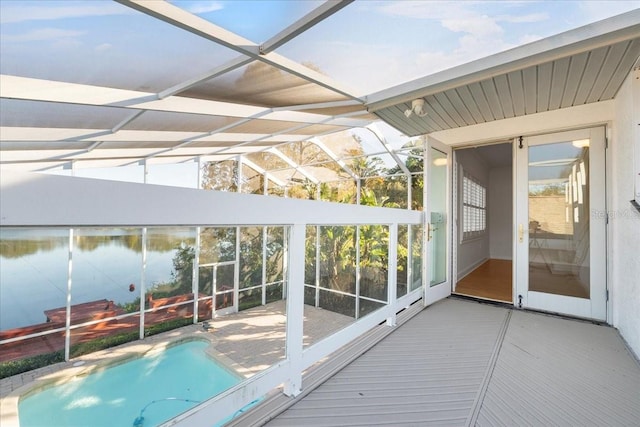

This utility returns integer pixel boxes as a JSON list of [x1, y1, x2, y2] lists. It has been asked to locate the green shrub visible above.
[[0, 351, 65, 379]]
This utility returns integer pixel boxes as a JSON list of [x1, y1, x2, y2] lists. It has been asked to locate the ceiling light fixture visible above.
[[404, 99, 428, 118], [572, 139, 590, 148]]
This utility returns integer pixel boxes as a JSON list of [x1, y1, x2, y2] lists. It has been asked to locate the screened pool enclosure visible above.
[[2, 1, 640, 426]]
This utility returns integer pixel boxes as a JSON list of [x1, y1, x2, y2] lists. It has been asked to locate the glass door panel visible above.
[[429, 148, 448, 286], [425, 137, 452, 306], [515, 127, 606, 320], [528, 142, 590, 299]]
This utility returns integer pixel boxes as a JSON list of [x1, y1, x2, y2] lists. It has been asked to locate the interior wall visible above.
[[455, 149, 490, 279], [611, 70, 640, 359], [489, 165, 513, 260]]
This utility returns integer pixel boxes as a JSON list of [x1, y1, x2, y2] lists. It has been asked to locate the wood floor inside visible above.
[[455, 259, 512, 303]]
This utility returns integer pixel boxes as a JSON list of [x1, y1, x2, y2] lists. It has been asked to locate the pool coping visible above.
[[0, 324, 245, 427]]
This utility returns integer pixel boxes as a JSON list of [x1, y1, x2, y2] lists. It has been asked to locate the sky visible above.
[[1, 0, 638, 95]]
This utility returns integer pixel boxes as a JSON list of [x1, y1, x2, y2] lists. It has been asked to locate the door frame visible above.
[[513, 126, 607, 321]]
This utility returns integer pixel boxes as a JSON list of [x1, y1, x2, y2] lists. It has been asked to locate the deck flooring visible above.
[[263, 298, 640, 427]]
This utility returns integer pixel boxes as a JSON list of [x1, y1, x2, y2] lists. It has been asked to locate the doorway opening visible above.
[[453, 142, 513, 303]]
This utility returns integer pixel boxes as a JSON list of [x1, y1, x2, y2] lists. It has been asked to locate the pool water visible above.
[[19, 341, 240, 427]]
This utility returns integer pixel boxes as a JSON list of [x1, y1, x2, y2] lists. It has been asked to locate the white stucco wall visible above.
[[611, 71, 640, 359]]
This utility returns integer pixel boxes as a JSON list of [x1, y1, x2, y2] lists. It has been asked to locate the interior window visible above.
[[462, 172, 486, 239]]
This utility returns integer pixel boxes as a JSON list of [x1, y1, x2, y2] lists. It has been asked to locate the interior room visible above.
[[454, 142, 513, 303]]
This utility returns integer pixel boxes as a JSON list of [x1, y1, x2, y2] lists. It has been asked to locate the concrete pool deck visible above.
[[0, 300, 353, 427]]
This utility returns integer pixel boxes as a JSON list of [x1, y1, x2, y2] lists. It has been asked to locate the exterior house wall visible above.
[[611, 70, 640, 358], [430, 74, 639, 359]]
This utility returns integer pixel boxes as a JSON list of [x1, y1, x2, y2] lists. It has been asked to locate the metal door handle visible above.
[[518, 224, 524, 243]]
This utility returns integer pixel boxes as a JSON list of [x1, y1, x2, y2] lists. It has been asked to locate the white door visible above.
[[424, 136, 453, 306], [515, 127, 607, 320]]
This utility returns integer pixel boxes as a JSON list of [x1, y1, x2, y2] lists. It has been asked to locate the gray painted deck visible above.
[[262, 298, 640, 427]]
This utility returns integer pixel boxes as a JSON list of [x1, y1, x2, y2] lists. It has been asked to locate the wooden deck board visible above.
[[261, 298, 640, 427]]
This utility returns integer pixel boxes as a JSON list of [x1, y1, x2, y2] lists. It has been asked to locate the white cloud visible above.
[[578, 1, 640, 22], [0, 3, 131, 24], [2, 28, 85, 43], [183, 1, 224, 14], [518, 34, 544, 45], [499, 12, 549, 23], [441, 14, 503, 37], [95, 43, 113, 52]]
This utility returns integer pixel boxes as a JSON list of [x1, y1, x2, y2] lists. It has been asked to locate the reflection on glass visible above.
[[397, 225, 408, 298], [146, 227, 199, 328], [0, 228, 68, 363], [240, 227, 263, 290], [359, 225, 389, 317], [319, 226, 356, 296], [70, 228, 142, 357], [430, 148, 447, 286], [0, 229, 69, 331], [528, 141, 590, 298], [410, 224, 424, 291]]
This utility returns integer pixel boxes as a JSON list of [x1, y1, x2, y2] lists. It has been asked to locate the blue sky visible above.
[[1, 0, 639, 94]]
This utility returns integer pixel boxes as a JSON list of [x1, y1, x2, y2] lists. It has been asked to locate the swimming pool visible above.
[[18, 340, 240, 427]]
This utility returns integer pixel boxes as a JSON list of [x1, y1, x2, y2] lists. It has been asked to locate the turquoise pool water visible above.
[[19, 341, 240, 427]]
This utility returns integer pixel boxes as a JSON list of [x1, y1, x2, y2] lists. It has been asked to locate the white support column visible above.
[[140, 227, 147, 338], [143, 159, 149, 184], [315, 225, 320, 307], [407, 175, 413, 210], [387, 223, 398, 326], [64, 228, 73, 361], [234, 227, 240, 313], [262, 227, 268, 306], [407, 225, 413, 293], [282, 226, 289, 300], [422, 138, 429, 305], [197, 156, 203, 189], [193, 228, 201, 323], [355, 225, 361, 319], [236, 155, 243, 193], [263, 172, 268, 195], [284, 223, 305, 397]]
